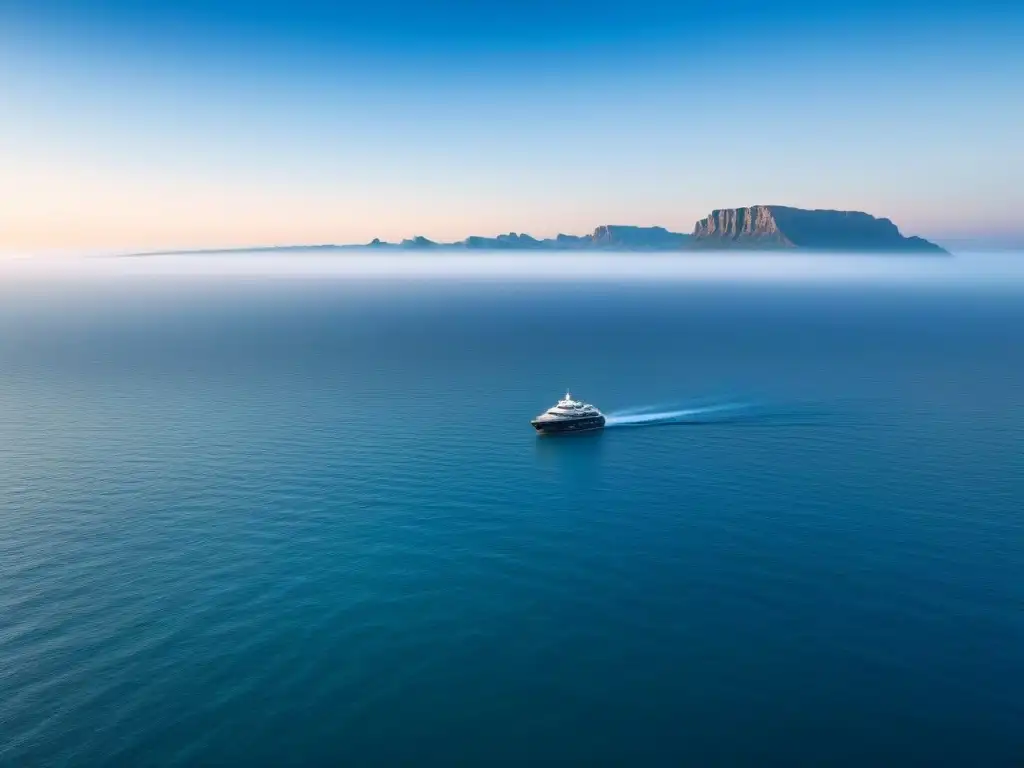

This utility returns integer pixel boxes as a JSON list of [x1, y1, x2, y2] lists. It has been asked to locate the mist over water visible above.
[[4, 249, 1024, 289]]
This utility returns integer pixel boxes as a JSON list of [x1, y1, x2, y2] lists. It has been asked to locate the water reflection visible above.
[[533, 428, 606, 474]]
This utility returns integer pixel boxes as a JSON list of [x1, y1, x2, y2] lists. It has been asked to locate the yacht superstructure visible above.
[[531, 392, 606, 434]]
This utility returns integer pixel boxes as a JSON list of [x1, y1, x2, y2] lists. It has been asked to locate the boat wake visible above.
[[603, 400, 754, 428]]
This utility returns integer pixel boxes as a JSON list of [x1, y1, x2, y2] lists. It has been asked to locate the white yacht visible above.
[[531, 391, 606, 434]]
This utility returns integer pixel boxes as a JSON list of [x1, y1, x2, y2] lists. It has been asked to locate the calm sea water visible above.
[[1, 255, 1023, 765]]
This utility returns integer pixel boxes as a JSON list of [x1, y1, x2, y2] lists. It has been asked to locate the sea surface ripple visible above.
[[1, 275, 1022, 764]]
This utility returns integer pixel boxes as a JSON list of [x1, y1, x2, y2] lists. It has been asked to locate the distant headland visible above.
[[126, 206, 948, 256]]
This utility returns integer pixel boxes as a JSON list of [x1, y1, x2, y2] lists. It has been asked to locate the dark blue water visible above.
[[1, 274, 1023, 765]]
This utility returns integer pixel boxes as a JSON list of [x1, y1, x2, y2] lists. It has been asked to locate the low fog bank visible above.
[[2, 250, 1023, 288]]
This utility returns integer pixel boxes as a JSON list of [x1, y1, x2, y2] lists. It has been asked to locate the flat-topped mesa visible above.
[[137, 210, 948, 257], [692, 206, 946, 253]]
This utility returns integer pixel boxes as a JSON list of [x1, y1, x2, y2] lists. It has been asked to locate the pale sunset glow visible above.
[[2, 2, 1022, 252]]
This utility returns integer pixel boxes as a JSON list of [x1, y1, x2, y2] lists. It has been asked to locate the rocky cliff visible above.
[[691, 206, 946, 252], [425, 213, 942, 252]]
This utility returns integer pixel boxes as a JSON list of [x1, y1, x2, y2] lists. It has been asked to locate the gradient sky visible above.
[[2, 0, 1022, 251]]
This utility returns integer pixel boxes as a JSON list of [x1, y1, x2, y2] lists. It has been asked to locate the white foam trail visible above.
[[605, 402, 678, 417], [604, 402, 747, 427]]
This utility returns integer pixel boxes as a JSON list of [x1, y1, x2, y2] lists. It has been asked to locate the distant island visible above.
[[127, 206, 948, 256], [689, 206, 945, 252]]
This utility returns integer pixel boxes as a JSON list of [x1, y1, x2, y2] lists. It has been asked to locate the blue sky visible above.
[[2, 0, 1022, 250]]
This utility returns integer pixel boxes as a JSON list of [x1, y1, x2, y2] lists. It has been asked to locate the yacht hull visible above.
[[531, 415, 606, 434]]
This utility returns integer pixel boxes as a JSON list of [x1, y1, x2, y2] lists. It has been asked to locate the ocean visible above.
[[1, 253, 1023, 765]]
